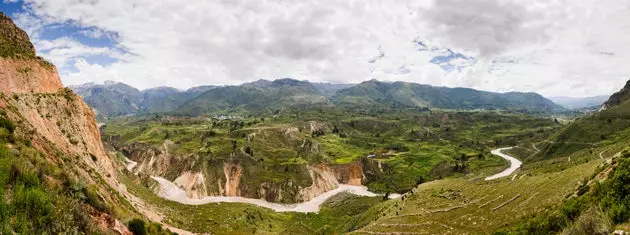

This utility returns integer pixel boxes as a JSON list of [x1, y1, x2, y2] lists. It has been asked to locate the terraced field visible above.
[[352, 149, 606, 234]]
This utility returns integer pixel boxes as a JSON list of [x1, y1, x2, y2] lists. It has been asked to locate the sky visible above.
[[1, 0, 629, 97]]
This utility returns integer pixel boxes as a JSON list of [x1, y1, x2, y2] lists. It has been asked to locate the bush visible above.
[[9, 162, 40, 188], [562, 206, 612, 235], [514, 211, 567, 235], [11, 186, 54, 233], [128, 218, 147, 235], [0, 117, 14, 134]]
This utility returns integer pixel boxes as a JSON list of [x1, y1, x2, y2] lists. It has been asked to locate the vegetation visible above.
[[105, 109, 559, 196], [119, 172, 392, 234], [495, 149, 630, 234], [0, 115, 99, 233], [0, 12, 54, 69], [330, 80, 564, 113]]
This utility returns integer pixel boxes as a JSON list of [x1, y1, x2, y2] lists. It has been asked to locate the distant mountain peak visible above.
[[270, 78, 312, 87]]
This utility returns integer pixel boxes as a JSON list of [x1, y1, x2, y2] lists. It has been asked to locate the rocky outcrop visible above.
[[173, 171, 208, 198], [0, 59, 64, 94], [330, 162, 365, 185], [224, 163, 242, 196], [119, 140, 384, 203], [0, 14, 132, 234], [296, 165, 340, 202], [601, 79, 630, 110], [0, 12, 35, 55]]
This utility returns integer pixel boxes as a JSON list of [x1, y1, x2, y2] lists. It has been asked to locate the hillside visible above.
[[0, 13, 185, 234], [601, 79, 630, 110], [331, 80, 564, 113], [530, 79, 630, 159], [0, 13, 134, 234], [312, 83, 355, 97], [70, 82, 217, 119], [353, 80, 630, 235], [70, 81, 142, 119], [175, 78, 330, 115]]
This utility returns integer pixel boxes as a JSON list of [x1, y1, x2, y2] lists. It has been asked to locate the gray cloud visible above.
[[420, 0, 547, 56], [11, 0, 630, 97]]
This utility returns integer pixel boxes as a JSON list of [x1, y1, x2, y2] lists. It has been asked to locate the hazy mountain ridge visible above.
[[549, 95, 609, 109], [331, 80, 564, 113], [72, 78, 569, 117], [175, 79, 331, 115], [70, 81, 218, 119]]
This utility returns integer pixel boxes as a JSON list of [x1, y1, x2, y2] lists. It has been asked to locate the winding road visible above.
[[485, 147, 522, 181]]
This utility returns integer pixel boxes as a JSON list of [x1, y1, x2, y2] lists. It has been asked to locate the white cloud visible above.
[[13, 0, 630, 96]]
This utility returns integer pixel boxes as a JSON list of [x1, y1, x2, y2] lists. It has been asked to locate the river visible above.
[[485, 147, 522, 180], [128, 147, 519, 213]]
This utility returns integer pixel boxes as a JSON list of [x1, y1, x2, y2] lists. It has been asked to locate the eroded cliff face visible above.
[[0, 59, 64, 94], [0, 13, 131, 234], [119, 140, 379, 203]]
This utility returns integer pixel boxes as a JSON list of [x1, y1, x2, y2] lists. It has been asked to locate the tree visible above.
[[128, 218, 147, 235]]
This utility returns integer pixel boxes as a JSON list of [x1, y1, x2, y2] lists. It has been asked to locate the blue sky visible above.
[[1, 0, 628, 97], [1, 0, 120, 72]]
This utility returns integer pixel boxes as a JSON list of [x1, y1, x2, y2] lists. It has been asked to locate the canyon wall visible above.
[[120, 141, 379, 203], [0, 12, 129, 234]]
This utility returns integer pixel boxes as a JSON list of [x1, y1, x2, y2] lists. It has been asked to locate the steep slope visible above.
[[601, 79, 630, 110], [549, 95, 609, 109], [70, 81, 143, 119], [0, 12, 139, 234], [0, 13, 184, 234], [534, 79, 630, 159], [71, 82, 219, 119], [331, 80, 564, 112], [176, 78, 330, 115]]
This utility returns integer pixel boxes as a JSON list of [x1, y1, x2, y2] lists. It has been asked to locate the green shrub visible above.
[[9, 162, 40, 188], [128, 218, 147, 235], [83, 185, 110, 213], [563, 206, 612, 235], [0, 117, 15, 134], [11, 186, 54, 233], [514, 211, 567, 235]]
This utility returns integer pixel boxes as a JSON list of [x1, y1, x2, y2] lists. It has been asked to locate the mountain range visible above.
[[548, 95, 609, 110], [71, 79, 570, 118]]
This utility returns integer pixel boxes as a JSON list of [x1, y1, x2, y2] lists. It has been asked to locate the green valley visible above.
[[2, 3, 630, 235]]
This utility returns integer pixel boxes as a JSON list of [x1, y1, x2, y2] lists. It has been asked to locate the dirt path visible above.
[[485, 147, 522, 181], [532, 143, 540, 152]]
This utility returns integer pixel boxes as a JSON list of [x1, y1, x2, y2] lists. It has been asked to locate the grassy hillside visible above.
[[331, 80, 564, 113], [354, 138, 622, 234], [532, 94, 630, 159], [0, 111, 152, 233], [175, 79, 331, 116]]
